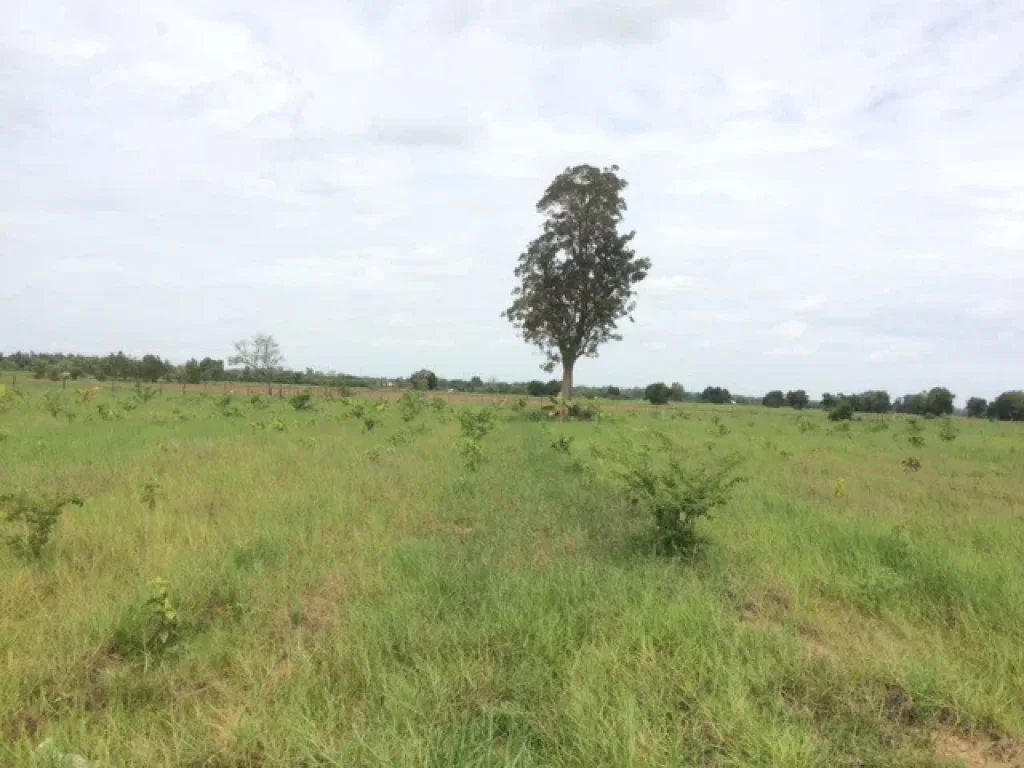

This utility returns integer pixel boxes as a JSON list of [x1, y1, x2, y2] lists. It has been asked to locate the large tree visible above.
[[229, 334, 283, 394], [965, 397, 987, 418], [786, 389, 809, 410], [503, 164, 650, 401], [409, 369, 438, 391]]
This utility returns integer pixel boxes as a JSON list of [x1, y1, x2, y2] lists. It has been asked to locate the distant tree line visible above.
[[2, 350, 1020, 421]]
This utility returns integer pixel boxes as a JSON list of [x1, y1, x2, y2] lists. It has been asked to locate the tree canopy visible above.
[[503, 164, 650, 400], [645, 382, 671, 405], [409, 369, 439, 391], [229, 334, 283, 395], [786, 390, 809, 409], [701, 386, 732, 405], [762, 390, 785, 408], [966, 397, 988, 418]]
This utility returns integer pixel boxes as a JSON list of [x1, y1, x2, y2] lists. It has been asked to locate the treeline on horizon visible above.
[[1, 349, 1021, 421]]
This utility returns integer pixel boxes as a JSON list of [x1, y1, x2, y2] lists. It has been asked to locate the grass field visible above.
[[2, 380, 1023, 766]]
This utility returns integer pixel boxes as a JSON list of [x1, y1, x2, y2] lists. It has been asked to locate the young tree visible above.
[[669, 382, 686, 402], [503, 164, 650, 401], [786, 389, 809, 409], [229, 334, 283, 395]]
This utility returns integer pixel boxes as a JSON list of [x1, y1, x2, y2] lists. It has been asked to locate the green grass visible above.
[[2, 380, 1023, 766]]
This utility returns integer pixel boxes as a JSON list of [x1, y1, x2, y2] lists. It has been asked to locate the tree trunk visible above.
[[267, 375, 273, 396], [561, 359, 575, 402]]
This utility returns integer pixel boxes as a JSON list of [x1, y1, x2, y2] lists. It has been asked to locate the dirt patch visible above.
[[531, 533, 579, 568], [883, 683, 919, 725], [1, 707, 43, 741], [298, 572, 348, 632], [934, 729, 1024, 767]]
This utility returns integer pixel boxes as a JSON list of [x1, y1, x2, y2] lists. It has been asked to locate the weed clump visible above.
[[0, 490, 84, 562]]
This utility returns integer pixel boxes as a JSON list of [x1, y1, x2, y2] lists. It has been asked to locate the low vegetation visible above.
[[1, 379, 1022, 765]]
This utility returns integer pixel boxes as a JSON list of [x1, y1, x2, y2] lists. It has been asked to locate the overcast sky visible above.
[[2, 0, 1022, 399]]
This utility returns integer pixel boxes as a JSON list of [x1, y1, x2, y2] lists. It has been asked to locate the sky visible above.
[[2, 0, 1022, 400]]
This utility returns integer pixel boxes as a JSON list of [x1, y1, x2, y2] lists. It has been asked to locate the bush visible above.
[[938, 417, 957, 441], [0, 490, 84, 562], [631, 455, 743, 553], [762, 390, 785, 408], [567, 400, 599, 421], [828, 401, 854, 421], [605, 436, 744, 554], [289, 390, 314, 411]]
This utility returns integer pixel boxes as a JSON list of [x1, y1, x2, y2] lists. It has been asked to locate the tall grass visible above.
[[1, 381, 1023, 765]]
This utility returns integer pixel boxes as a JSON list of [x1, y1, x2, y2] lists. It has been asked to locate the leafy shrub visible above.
[[609, 438, 744, 554], [44, 392, 65, 418], [908, 435, 925, 447], [828, 401, 854, 421], [567, 400, 599, 421], [0, 490, 84, 562], [458, 408, 496, 441], [902, 457, 922, 472], [134, 383, 159, 403], [456, 408, 497, 471], [366, 446, 396, 463], [938, 417, 957, 441], [96, 403, 119, 421], [551, 435, 574, 454], [140, 481, 162, 512], [144, 578, 181, 655], [289, 390, 314, 411], [0, 384, 19, 412], [113, 578, 182, 659], [796, 416, 816, 432], [457, 437, 485, 471], [397, 391, 426, 422]]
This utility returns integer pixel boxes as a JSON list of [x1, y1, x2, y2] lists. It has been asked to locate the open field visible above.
[[2, 381, 1023, 766]]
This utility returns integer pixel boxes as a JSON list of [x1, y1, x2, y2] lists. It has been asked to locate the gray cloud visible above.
[[367, 117, 484, 148]]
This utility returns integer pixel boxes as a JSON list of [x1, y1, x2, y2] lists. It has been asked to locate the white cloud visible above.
[[645, 274, 696, 296], [1, 0, 1023, 401]]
